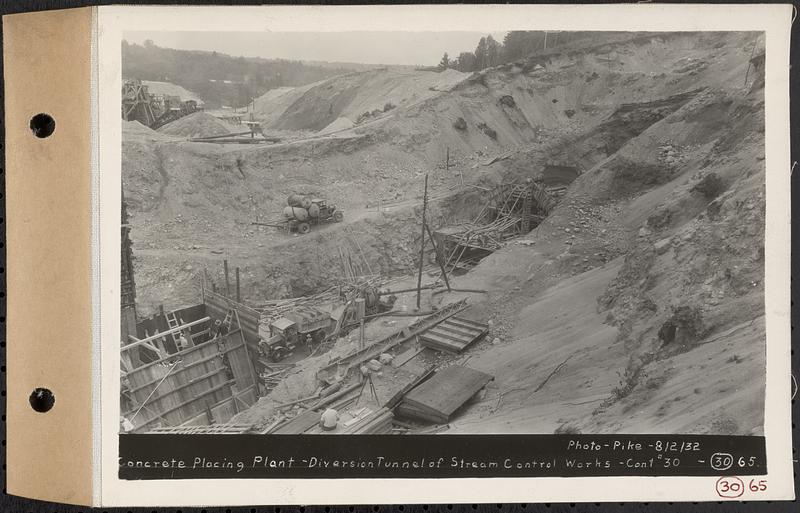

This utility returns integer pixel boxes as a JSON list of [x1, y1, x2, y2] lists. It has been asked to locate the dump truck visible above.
[[258, 306, 333, 361], [253, 195, 344, 235]]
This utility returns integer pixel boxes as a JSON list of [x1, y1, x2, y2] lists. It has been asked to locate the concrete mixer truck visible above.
[[252, 195, 344, 234]]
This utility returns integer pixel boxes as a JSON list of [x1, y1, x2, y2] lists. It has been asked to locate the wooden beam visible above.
[[121, 316, 211, 353], [127, 334, 164, 356], [425, 222, 451, 291], [224, 259, 231, 297], [235, 267, 241, 302], [416, 173, 429, 309]]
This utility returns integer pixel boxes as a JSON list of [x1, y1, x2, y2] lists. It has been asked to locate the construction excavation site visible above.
[[120, 31, 766, 436]]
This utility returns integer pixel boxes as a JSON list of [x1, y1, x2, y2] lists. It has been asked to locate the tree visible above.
[[457, 52, 477, 72], [485, 35, 501, 68], [438, 52, 450, 70], [474, 37, 488, 70]]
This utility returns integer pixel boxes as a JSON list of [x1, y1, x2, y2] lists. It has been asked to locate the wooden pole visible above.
[[446, 147, 450, 170], [416, 174, 429, 309], [425, 223, 451, 291], [235, 267, 241, 302], [224, 259, 231, 298], [355, 298, 366, 351], [201, 269, 206, 304]]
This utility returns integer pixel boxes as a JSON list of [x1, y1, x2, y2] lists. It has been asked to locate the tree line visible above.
[[438, 31, 595, 72], [122, 40, 353, 109]]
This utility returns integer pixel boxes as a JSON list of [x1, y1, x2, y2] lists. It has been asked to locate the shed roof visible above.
[[272, 317, 295, 331]]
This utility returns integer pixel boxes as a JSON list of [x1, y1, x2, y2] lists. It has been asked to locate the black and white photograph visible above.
[[118, 28, 769, 438]]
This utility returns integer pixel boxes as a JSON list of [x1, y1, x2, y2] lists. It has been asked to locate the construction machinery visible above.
[[252, 196, 344, 235], [329, 285, 396, 338], [121, 79, 201, 129], [258, 306, 333, 361]]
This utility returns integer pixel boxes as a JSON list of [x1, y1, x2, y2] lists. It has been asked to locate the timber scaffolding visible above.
[[434, 180, 558, 272]]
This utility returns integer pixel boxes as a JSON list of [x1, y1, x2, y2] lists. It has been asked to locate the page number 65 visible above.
[[716, 477, 767, 498]]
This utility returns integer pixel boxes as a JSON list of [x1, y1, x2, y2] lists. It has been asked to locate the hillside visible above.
[[122, 40, 356, 109], [123, 31, 765, 434]]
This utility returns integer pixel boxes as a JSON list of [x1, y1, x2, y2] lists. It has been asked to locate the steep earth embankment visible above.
[[442, 58, 766, 434]]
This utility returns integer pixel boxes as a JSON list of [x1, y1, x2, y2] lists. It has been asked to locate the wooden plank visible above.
[[392, 348, 423, 368], [434, 322, 483, 339], [404, 366, 492, 418], [419, 341, 461, 355], [272, 410, 320, 434], [396, 403, 447, 424], [384, 367, 436, 409], [419, 332, 465, 351], [426, 327, 472, 344], [446, 317, 489, 331]]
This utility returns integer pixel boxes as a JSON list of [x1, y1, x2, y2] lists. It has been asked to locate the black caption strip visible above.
[[119, 434, 766, 480]]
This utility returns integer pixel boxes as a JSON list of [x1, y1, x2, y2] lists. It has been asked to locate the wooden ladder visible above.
[[221, 309, 234, 332], [164, 310, 184, 345]]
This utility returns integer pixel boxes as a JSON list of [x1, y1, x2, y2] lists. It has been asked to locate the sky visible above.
[[123, 31, 508, 67]]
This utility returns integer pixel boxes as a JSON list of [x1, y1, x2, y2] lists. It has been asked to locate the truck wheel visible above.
[[297, 222, 311, 234], [333, 211, 344, 222], [271, 348, 285, 362]]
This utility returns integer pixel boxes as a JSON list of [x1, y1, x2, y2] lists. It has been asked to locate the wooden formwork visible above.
[[122, 325, 257, 433], [121, 296, 260, 433]]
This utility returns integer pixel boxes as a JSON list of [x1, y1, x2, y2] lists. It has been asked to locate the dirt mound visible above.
[[122, 120, 175, 142], [317, 116, 355, 135], [157, 111, 239, 139], [253, 68, 469, 132], [251, 83, 325, 130]]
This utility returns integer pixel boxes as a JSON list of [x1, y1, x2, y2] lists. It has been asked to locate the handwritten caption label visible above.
[[716, 477, 767, 498]]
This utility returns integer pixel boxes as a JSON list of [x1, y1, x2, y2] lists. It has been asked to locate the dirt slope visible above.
[[158, 111, 241, 138], [440, 42, 766, 433]]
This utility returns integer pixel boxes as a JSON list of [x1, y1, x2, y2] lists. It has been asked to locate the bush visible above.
[[452, 117, 467, 131], [692, 172, 725, 199], [357, 111, 371, 124], [383, 102, 395, 112], [477, 122, 498, 140], [554, 422, 581, 435], [498, 95, 516, 108]]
